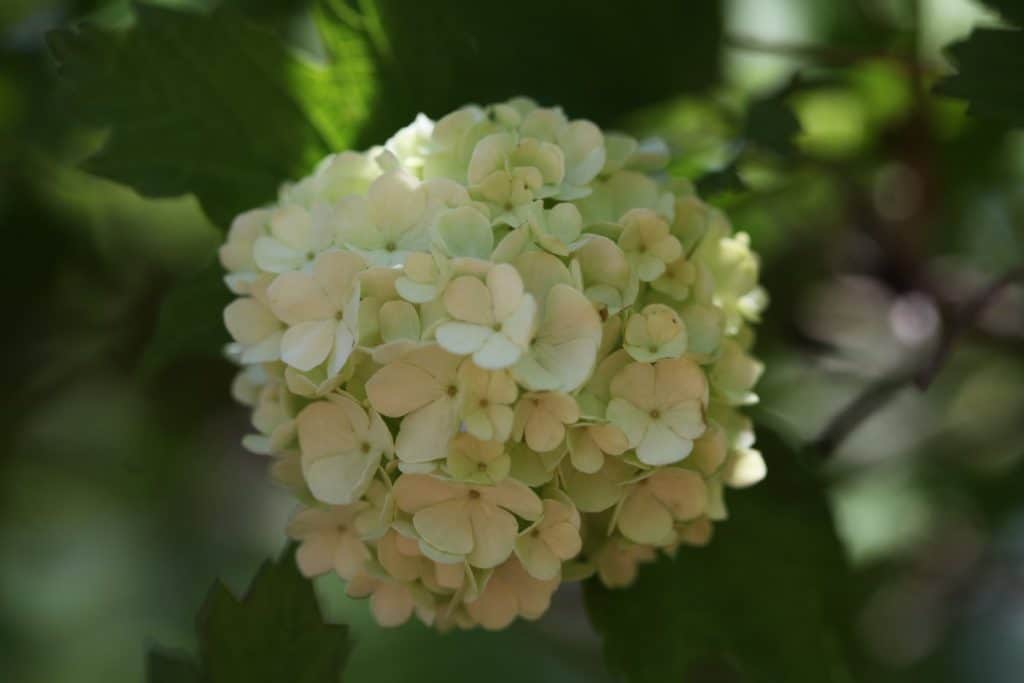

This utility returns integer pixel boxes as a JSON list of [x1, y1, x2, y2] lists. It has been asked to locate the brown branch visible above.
[[812, 266, 1024, 456]]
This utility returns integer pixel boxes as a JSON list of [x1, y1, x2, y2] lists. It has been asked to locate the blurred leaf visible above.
[[349, 0, 721, 139], [584, 428, 859, 683], [980, 0, 1024, 26], [139, 258, 230, 378], [147, 650, 201, 683], [337, 617, 611, 683], [199, 545, 352, 683], [48, 3, 373, 227], [741, 83, 802, 158], [696, 163, 748, 199], [936, 27, 1024, 127]]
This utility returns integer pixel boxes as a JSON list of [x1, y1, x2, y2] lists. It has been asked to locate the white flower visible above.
[[364, 345, 462, 465], [220, 208, 270, 293], [295, 394, 393, 504], [253, 204, 334, 274], [606, 358, 708, 466], [392, 473, 542, 568], [435, 264, 537, 369], [224, 279, 283, 364], [336, 171, 469, 266], [267, 250, 364, 375], [218, 101, 769, 632], [511, 283, 602, 393]]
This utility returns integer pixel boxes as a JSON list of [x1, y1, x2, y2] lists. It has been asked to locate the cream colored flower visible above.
[[512, 391, 579, 452], [287, 504, 371, 580], [607, 358, 708, 466], [709, 338, 764, 406], [617, 208, 683, 282], [445, 434, 510, 485], [364, 345, 462, 465], [465, 557, 559, 630], [280, 150, 381, 206], [436, 265, 537, 369], [560, 455, 635, 513], [515, 499, 582, 580], [523, 201, 584, 256], [335, 171, 469, 266], [566, 423, 628, 474], [467, 132, 565, 223], [511, 283, 602, 393], [392, 473, 542, 568], [592, 537, 656, 588], [253, 204, 334, 274], [570, 235, 637, 316], [623, 304, 688, 362], [346, 572, 432, 628], [219, 208, 270, 293], [224, 279, 283, 364], [457, 363, 517, 442], [616, 468, 708, 545], [267, 250, 365, 374], [295, 394, 393, 504]]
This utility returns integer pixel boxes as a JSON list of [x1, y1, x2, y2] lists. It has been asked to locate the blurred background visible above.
[[1, 0, 1022, 681]]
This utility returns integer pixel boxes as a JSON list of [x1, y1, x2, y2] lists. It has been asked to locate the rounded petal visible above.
[[281, 319, 336, 371], [224, 298, 279, 344], [366, 361, 443, 417], [444, 276, 494, 325], [467, 503, 518, 568], [414, 499, 473, 556], [618, 490, 673, 545], [637, 421, 691, 466]]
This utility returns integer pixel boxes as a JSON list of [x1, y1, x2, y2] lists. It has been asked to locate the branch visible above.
[[724, 33, 940, 76], [812, 266, 1024, 456], [915, 266, 1024, 389]]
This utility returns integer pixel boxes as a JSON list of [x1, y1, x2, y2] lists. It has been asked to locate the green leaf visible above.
[[345, 0, 721, 140], [199, 545, 352, 683], [48, 4, 373, 227], [584, 428, 859, 683], [147, 650, 201, 683], [935, 27, 1024, 127], [138, 258, 232, 378]]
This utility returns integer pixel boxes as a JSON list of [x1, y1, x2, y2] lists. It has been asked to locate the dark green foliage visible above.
[[584, 429, 858, 683], [138, 258, 232, 378], [353, 0, 722, 141], [48, 4, 371, 227], [147, 651, 202, 683], [147, 546, 352, 683], [936, 4, 1024, 128]]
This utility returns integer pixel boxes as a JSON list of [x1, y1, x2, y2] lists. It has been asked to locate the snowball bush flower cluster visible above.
[[222, 98, 767, 630]]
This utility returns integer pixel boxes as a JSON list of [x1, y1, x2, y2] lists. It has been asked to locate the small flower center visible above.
[[530, 529, 541, 538], [337, 525, 348, 533], [360, 441, 372, 453], [306, 251, 316, 261], [447, 385, 458, 397], [649, 409, 661, 419], [468, 489, 481, 500], [598, 307, 609, 322], [385, 242, 396, 252], [477, 462, 488, 471], [478, 398, 489, 408]]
